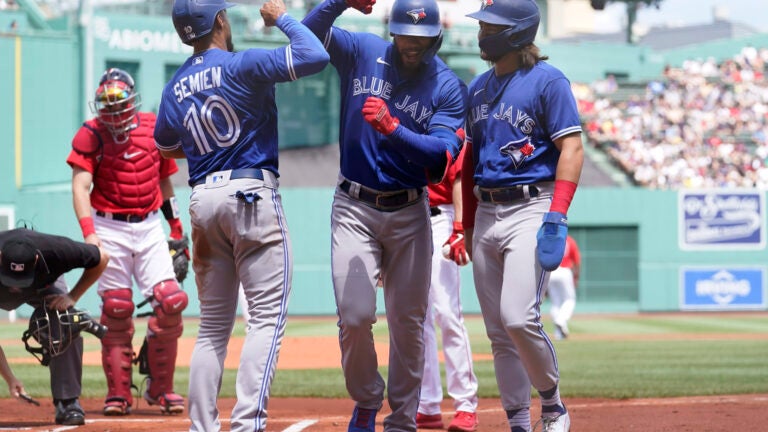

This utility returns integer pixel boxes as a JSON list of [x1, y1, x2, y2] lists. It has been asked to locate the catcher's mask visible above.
[[22, 305, 107, 366], [89, 68, 142, 142]]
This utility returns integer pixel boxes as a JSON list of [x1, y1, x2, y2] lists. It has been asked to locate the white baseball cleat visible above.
[[535, 411, 570, 432]]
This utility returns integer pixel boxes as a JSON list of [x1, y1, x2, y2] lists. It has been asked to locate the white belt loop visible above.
[[522, 184, 530, 199]]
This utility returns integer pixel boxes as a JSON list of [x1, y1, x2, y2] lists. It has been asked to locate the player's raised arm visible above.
[[261, 0, 329, 79]]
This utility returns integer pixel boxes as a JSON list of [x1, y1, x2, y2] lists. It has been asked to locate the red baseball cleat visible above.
[[416, 412, 444, 429], [448, 411, 479, 432]]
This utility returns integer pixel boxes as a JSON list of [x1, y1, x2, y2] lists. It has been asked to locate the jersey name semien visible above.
[[173, 66, 223, 102]]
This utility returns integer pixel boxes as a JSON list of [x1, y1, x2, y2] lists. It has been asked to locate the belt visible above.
[[430, 207, 442, 217], [479, 185, 539, 204], [95, 210, 157, 223], [340, 180, 422, 210], [191, 168, 264, 187]]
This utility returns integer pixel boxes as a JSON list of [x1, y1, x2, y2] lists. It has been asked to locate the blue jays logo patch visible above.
[[480, 0, 494, 10], [406, 8, 427, 24], [500, 137, 535, 169]]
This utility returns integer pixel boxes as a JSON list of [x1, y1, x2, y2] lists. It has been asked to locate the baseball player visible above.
[[418, 142, 480, 432], [461, 1, 584, 431], [546, 235, 580, 340], [154, 0, 329, 431], [302, 0, 467, 430], [67, 67, 190, 416], [0, 228, 109, 425]]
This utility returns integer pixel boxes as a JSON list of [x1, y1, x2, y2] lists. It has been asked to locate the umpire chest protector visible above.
[[73, 112, 164, 211]]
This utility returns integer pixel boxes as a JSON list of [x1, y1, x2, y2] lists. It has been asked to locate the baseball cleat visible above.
[[103, 397, 131, 416], [534, 411, 570, 432], [144, 391, 185, 414], [348, 406, 377, 432], [448, 411, 479, 432], [416, 412, 444, 429]]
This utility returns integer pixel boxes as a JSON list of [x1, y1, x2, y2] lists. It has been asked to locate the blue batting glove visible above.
[[536, 211, 568, 271]]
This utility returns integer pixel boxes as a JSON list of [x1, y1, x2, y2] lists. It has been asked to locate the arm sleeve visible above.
[[276, 14, 330, 81], [159, 157, 179, 179], [302, 0, 348, 39], [67, 126, 101, 173]]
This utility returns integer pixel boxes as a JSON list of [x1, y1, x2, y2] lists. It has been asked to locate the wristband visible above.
[[161, 197, 180, 220], [549, 179, 577, 214], [79, 217, 95, 238], [453, 221, 463, 232]]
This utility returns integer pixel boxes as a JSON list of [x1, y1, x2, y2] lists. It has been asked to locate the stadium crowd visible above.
[[577, 45, 768, 189]]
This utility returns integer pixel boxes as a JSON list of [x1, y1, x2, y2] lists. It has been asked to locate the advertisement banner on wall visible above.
[[679, 190, 765, 250], [680, 267, 766, 310]]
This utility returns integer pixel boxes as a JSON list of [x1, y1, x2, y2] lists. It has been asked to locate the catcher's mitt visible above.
[[168, 235, 190, 283]]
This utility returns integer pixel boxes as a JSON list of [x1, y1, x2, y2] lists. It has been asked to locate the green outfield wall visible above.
[[4, 185, 767, 319]]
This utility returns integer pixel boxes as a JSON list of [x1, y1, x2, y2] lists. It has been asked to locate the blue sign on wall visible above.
[[680, 267, 766, 310], [679, 190, 765, 250]]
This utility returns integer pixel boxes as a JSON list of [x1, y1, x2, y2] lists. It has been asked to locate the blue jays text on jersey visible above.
[[466, 62, 582, 187], [302, 0, 468, 191]]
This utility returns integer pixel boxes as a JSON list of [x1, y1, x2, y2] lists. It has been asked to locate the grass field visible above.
[[2, 313, 767, 400]]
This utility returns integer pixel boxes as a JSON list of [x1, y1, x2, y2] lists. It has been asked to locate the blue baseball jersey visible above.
[[154, 14, 329, 186], [466, 62, 582, 188], [302, 0, 467, 190]]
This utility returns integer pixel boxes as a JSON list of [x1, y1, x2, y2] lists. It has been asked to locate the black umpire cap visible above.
[[0, 239, 38, 288]]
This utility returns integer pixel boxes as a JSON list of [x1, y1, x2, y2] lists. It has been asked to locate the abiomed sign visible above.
[[680, 267, 766, 310], [679, 190, 765, 250]]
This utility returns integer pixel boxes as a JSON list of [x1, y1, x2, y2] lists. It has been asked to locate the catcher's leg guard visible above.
[[143, 280, 188, 414], [100, 288, 135, 415]]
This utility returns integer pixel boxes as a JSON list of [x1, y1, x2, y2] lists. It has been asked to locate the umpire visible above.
[[0, 228, 109, 425]]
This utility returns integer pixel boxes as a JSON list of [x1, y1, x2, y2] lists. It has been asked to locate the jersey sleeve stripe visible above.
[[551, 126, 582, 141], [323, 28, 333, 50], [285, 46, 297, 81], [155, 139, 181, 151]]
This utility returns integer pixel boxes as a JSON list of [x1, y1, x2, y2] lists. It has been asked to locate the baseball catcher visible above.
[[67, 67, 189, 416]]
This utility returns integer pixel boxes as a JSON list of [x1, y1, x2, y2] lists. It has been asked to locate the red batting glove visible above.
[[362, 97, 400, 135], [347, 0, 375, 14], [442, 221, 470, 266]]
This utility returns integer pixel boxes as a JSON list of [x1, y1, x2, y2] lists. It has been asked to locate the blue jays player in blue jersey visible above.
[[461, 1, 583, 432], [154, 0, 328, 431], [302, 0, 467, 430]]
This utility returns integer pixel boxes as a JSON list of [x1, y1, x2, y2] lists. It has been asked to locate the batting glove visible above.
[[362, 97, 400, 135], [442, 221, 470, 266], [536, 211, 568, 271], [347, 0, 375, 14]]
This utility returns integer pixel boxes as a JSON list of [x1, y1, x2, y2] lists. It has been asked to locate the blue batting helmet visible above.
[[388, 0, 442, 38], [466, 0, 540, 57], [172, 0, 237, 45]]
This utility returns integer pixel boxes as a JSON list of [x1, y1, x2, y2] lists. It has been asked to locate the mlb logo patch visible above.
[[481, 0, 494, 10], [406, 8, 427, 24]]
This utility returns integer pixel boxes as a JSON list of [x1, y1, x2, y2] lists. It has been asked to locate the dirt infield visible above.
[[2, 329, 767, 431], [1, 393, 766, 431]]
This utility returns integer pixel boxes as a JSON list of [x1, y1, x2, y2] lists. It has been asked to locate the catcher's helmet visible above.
[[172, 0, 237, 46], [90, 68, 141, 141], [466, 0, 540, 58], [22, 306, 106, 366]]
